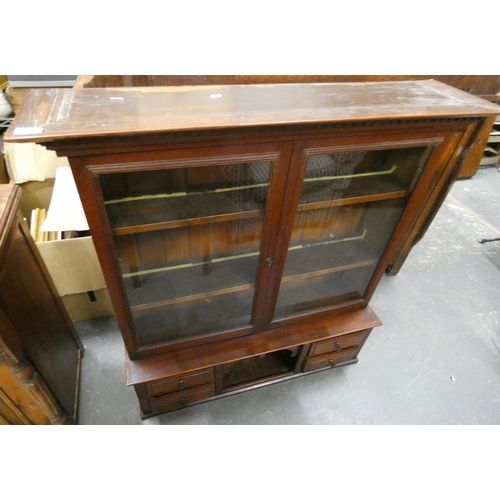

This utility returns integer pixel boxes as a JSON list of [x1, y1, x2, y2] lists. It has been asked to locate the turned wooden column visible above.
[[0, 320, 68, 424]]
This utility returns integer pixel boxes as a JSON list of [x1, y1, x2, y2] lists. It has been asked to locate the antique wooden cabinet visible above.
[[0, 184, 83, 424], [5, 80, 500, 418]]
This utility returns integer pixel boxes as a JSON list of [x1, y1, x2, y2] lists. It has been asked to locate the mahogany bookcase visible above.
[[5, 80, 499, 418]]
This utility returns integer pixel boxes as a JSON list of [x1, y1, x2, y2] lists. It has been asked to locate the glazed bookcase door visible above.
[[96, 144, 291, 349], [272, 136, 443, 320]]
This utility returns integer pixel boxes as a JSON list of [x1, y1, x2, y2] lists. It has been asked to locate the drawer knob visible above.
[[335, 342, 341, 351], [178, 380, 184, 389], [329, 359, 335, 367], [180, 398, 187, 407]]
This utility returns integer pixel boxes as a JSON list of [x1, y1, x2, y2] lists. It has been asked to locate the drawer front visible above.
[[147, 368, 214, 397], [309, 330, 368, 357], [303, 347, 358, 373], [149, 384, 215, 414]]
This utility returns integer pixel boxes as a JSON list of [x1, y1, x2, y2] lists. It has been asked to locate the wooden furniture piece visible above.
[[75, 75, 500, 181], [0, 184, 83, 424], [5, 81, 500, 418]]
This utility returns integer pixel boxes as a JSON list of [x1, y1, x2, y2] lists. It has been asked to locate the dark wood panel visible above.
[[0, 184, 82, 423], [0, 221, 81, 416]]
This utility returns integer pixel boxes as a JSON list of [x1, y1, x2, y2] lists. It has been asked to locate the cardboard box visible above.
[[20, 180, 115, 322], [61, 289, 114, 322], [4, 142, 70, 183], [36, 237, 107, 296], [18, 178, 55, 220]]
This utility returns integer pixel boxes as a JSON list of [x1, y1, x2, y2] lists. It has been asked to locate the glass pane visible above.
[[100, 162, 270, 230], [274, 145, 433, 318], [99, 161, 271, 346]]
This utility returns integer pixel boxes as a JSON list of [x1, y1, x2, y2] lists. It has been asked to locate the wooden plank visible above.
[[5, 81, 500, 144], [131, 284, 254, 312]]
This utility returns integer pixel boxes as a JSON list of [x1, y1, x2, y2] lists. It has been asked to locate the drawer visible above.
[[303, 347, 358, 373], [308, 330, 368, 357], [147, 367, 214, 397], [149, 384, 215, 414]]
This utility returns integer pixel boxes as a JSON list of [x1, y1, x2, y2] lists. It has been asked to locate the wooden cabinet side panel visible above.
[[457, 117, 496, 178], [0, 213, 81, 418], [387, 121, 481, 275]]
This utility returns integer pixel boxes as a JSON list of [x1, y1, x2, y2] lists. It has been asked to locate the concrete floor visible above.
[[74, 165, 500, 425]]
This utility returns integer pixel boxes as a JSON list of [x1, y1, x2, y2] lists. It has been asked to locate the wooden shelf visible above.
[[298, 175, 407, 211], [123, 249, 259, 305], [222, 349, 298, 389], [125, 250, 259, 345], [275, 235, 377, 315], [122, 233, 377, 346], [132, 287, 255, 346], [107, 189, 265, 236], [124, 232, 374, 307], [106, 173, 408, 236]]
